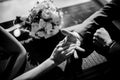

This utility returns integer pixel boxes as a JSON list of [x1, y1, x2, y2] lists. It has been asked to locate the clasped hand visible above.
[[50, 29, 85, 65]]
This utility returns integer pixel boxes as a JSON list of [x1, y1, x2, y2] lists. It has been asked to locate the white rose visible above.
[[45, 22, 53, 35], [41, 9, 52, 19], [51, 12, 61, 25]]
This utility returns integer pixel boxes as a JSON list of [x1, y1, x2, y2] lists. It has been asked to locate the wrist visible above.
[[102, 40, 116, 56], [47, 57, 58, 66], [109, 40, 116, 48], [48, 57, 61, 66], [106, 39, 113, 47]]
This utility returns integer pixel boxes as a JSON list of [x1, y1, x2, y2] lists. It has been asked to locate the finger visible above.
[[61, 45, 76, 56], [96, 28, 101, 33], [93, 36, 98, 40], [65, 45, 76, 53], [57, 45, 71, 52], [75, 46, 85, 52], [69, 43, 76, 47], [93, 36, 97, 42], [65, 49, 75, 56], [56, 40, 64, 48], [61, 29, 80, 41], [57, 37, 71, 48], [61, 29, 79, 38], [96, 28, 104, 32], [74, 50, 79, 59], [94, 32, 98, 37], [93, 36, 96, 40], [93, 38, 98, 45], [95, 28, 103, 35], [93, 34, 100, 41], [57, 47, 64, 51], [56, 37, 68, 48], [76, 39, 81, 46], [93, 37, 102, 47], [56, 41, 75, 53]]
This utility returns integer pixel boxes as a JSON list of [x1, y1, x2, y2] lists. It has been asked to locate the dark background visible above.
[[1, 0, 116, 80], [0, 0, 108, 69]]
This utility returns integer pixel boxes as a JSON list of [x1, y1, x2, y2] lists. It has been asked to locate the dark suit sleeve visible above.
[[67, 0, 120, 58], [72, 0, 120, 37], [107, 41, 120, 59]]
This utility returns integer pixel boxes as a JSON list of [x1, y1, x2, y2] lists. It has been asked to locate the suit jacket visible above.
[[64, 1, 120, 79], [65, 0, 120, 55]]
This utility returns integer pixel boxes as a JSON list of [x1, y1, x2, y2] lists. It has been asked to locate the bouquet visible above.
[[14, 0, 63, 39]]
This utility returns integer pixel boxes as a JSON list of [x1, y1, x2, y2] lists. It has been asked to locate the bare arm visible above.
[[13, 58, 57, 80], [13, 44, 74, 80], [13, 30, 84, 80], [0, 26, 27, 80]]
